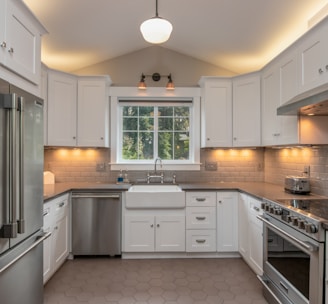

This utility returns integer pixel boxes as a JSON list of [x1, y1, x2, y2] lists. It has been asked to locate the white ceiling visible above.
[[23, 0, 328, 74]]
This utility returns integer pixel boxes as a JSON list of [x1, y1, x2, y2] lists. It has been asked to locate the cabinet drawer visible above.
[[186, 192, 216, 207], [43, 205, 52, 229], [53, 195, 69, 219], [186, 207, 216, 229], [186, 230, 216, 252]]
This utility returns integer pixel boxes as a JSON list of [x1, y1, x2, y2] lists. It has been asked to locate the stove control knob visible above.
[[292, 217, 299, 226], [261, 202, 266, 210], [305, 223, 318, 234], [287, 215, 295, 223], [298, 220, 306, 230], [265, 204, 270, 212], [269, 206, 275, 214], [274, 208, 282, 215]]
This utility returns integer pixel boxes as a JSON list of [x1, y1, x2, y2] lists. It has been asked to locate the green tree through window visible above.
[[121, 105, 190, 161]]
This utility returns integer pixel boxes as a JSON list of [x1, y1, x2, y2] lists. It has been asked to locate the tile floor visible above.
[[44, 257, 268, 304]]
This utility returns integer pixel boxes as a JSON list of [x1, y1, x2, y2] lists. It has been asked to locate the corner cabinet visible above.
[[46, 69, 111, 147], [199, 77, 232, 147], [0, 0, 46, 85], [232, 73, 261, 147]]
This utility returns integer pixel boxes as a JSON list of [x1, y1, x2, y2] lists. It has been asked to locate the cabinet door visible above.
[[238, 193, 249, 259], [42, 204, 53, 284], [216, 192, 238, 252], [52, 197, 69, 272], [200, 78, 232, 147], [3, 0, 42, 84], [124, 215, 154, 252], [298, 22, 328, 93], [248, 197, 263, 275], [47, 70, 77, 146], [232, 73, 261, 147], [155, 215, 185, 252], [261, 65, 280, 146], [77, 77, 109, 147]]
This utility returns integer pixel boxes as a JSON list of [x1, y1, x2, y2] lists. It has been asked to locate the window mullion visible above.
[[153, 106, 158, 159]]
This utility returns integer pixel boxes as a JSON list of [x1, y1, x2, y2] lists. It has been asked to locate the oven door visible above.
[[258, 214, 324, 304]]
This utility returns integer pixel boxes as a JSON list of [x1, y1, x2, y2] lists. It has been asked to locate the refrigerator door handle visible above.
[[17, 97, 25, 234], [2, 94, 18, 238], [0, 231, 51, 274]]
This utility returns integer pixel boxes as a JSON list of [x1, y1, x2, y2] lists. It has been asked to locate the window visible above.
[[110, 87, 200, 171], [121, 104, 191, 162]]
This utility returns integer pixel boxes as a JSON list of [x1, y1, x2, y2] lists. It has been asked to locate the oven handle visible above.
[[257, 215, 318, 252]]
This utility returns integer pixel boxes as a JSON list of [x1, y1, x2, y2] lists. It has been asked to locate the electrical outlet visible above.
[[257, 162, 264, 171], [205, 161, 218, 171], [96, 163, 106, 172], [304, 165, 310, 176]]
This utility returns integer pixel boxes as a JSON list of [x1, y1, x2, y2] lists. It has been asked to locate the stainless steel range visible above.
[[258, 198, 328, 304]]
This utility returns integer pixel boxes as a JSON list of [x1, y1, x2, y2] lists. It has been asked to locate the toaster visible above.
[[284, 176, 310, 194]]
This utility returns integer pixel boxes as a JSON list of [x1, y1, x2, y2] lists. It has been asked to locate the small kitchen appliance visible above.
[[284, 176, 310, 194]]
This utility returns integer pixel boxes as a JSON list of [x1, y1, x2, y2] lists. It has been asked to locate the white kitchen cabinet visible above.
[[261, 58, 298, 146], [0, 0, 46, 85], [47, 70, 77, 146], [238, 193, 263, 275], [238, 193, 249, 259], [298, 21, 328, 93], [47, 70, 111, 147], [77, 76, 110, 147], [232, 72, 261, 147], [216, 191, 238, 252], [124, 213, 185, 253], [43, 193, 70, 284], [199, 77, 232, 147], [185, 192, 216, 252]]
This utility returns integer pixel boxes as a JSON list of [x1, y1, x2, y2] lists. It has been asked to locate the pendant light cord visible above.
[[155, 0, 159, 17]]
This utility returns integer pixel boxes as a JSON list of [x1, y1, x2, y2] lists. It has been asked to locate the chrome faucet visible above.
[[154, 157, 162, 175]]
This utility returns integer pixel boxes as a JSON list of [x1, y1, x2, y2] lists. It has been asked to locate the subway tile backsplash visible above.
[[44, 146, 328, 196]]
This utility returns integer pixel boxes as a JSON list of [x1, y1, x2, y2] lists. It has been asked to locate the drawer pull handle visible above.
[[196, 216, 206, 220], [196, 198, 206, 202], [43, 211, 49, 217], [196, 239, 206, 244], [253, 206, 260, 212], [58, 202, 65, 208]]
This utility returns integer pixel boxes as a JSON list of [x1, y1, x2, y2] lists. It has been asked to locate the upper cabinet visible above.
[[47, 70, 78, 146], [77, 76, 110, 147], [46, 69, 111, 147], [232, 73, 261, 147], [298, 21, 328, 93], [199, 77, 232, 147], [261, 47, 299, 146], [0, 0, 46, 86]]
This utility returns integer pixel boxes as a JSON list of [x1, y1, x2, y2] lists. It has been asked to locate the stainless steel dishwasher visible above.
[[71, 192, 121, 256]]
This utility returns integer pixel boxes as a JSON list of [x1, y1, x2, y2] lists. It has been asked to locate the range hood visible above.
[[277, 82, 328, 116]]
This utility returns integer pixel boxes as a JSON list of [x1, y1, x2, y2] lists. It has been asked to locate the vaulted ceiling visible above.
[[23, 0, 328, 74]]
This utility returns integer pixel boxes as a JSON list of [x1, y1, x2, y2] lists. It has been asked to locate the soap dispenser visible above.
[[117, 170, 123, 183]]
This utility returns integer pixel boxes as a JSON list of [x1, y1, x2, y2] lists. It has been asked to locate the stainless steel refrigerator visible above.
[[0, 79, 49, 304]]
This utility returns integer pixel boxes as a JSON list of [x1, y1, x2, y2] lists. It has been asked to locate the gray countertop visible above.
[[44, 181, 325, 202]]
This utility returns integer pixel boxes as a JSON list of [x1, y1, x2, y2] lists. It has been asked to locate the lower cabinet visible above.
[[186, 192, 217, 252], [217, 192, 239, 252], [123, 213, 185, 252], [43, 193, 70, 284], [238, 193, 263, 275]]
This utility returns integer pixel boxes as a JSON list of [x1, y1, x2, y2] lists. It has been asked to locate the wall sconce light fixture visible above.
[[138, 72, 175, 90]]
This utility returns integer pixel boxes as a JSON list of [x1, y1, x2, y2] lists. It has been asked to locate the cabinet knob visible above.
[[207, 138, 210, 141], [100, 137, 104, 140], [150, 224, 154, 228], [73, 136, 76, 139], [233, 137, 237, 141], [326, 65, 328, 71], [218, 200, 222, 204], [1, 41, 6, 48], [319, 68, 324, 74], [8, 47, 14, 54], [157, 224, 160, 227]]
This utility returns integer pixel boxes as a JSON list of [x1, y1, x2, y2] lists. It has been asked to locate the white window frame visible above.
[[110, 87, 201, 171]]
